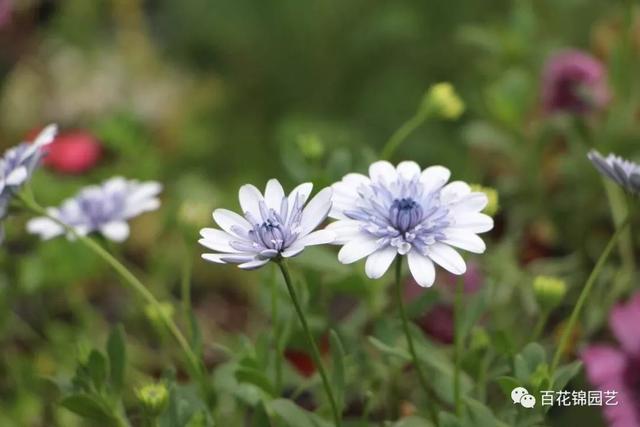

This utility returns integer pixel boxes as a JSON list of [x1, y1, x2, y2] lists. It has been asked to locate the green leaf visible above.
[[234, 367, 276, 397], [439, 412, 463, 427], [60, 394, 114, 423], [107, 325, 126, 393], [552, 361, 582, 391], [495, 376, 520, 400], [393, 416, 435, 427], [87, 350, 107, 390], [268, 399, 331, 427], [463, 398, 509, 427], [367, 336, 410, 360], [329, 330, 345, 413]]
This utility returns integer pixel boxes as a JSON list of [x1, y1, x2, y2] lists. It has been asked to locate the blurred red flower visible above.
[[27, 128, 102, 174]]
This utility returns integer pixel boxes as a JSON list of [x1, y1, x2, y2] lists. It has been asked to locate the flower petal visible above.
[[408, 251, 436, 287], [239, 259, 270, 270], [298, 187, 333, 236], [609, 293, 640, 355], [450, 212, 494, 233], [264, 179, 285, 211], [238, 184, 264, 218], [212, 209, 251, 237], [325, 220, 362, 244], [364, 246, 396, 279], [421, 165, 450, 191], [296, 229, 335, 247], [26, 217, 65, 240], [369, 161, 397, 183], [442, 230, 486, 253], [100, 222, 130, 242], [427, 243, 466, 275], [338, 236, 380, 264], [396, 161, 421, 179]]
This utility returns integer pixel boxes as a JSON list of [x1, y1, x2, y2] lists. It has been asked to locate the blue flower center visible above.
[[390, 197, 423, 233]]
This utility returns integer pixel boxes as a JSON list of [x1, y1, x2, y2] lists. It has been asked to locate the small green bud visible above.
[[144, 302, 175, 324], [533, 276, 567, 311], [470, 184, 499, 217], [424, 82, 465, 120], [136, 383, 169, 416], [296, 133, 325, 160]]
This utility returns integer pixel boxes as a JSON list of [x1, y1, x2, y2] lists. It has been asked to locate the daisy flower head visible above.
[[199, 179, 334, 270], [588, 150, 640, 195], [328, 161, 494, 287], [27, 177, 162, 242]]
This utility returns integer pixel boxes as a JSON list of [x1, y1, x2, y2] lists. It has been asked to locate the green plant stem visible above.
[[17, 193, 211, 406], [532, 310, 549, 342], [271, 265, 283, 393], [550, 214, 632, 373], [276, 259, 341, 427], [381, 108, 430, 160], [453, 276, 463, 416], [394, 258, 439, 426]]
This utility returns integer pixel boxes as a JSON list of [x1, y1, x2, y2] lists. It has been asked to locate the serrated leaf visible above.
[[329, 330, 345, 413], [107, 325, 126, 393], [60, 394, 114, 423]]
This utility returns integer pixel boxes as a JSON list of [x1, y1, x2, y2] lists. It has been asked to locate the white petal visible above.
[[427, 243, 466, 275], [364, 246, 397, 279], [449, 192, 487, 213], [239, 259, 270, 270], [421, 165, 451, 191], [202, 253, 228, 264], [32, 124, 57, 148], [441, 181, 471, 204], [26, 217, 65, 240], [342, 173, 370, 186], [396, 161, 421, 179], [296, 229, 335, 247], [5, 166, 28, 186], [288, 182, 313, 207], [198, 227, 245, 253], [264, 179, 285, 210], [450, 212, 494, 233], [100, 222, 130, 242], [281, 244, 305, 258], [442, 230, 486, 253], [369, 161, 397, 183], [337, 236, 380, 264], [408, 251, 436, 287], [212, 209, 251, 237], [325, 220, 362, 244], [238, 184, 264, 218], [298, 187, 332, 236]]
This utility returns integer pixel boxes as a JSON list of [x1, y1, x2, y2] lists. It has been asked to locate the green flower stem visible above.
[[17, 193, 211, 405], [453, 276, 463, 416], [394, 258, 439, 426], [381, 108, 430, 160], [531, 310, 550, 342], [271, 265, 283, 393], [275, 259, 341, 427], [550, 213, 632, 373]]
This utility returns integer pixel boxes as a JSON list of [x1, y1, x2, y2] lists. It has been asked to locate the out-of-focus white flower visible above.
[[199, 179, 334, 270], [328, 161, 493, 287], [0, 124, 57, 242], [588, 150, 640, 195], [27, 177, 162, 242]]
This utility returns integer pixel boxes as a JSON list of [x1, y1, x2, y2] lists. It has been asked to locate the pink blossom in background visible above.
[[0, 0, 11, 29], [582, 293, 640, 427], [541, 49, 611, 115]]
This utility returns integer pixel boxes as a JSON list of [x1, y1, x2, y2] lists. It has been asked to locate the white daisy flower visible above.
[[199, 179, 334, 270], [27, 176, 162, 242], [327, 160, 493, 287]]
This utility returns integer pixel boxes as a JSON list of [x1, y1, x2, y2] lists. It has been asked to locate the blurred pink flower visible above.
[[0, 0, 11, 29], [27, 128, 102, 174], [542, 49, 610, 115], [582, 293, 640, 427]]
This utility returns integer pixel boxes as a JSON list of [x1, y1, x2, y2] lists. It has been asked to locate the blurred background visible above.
[[1, 0, 639, 426]]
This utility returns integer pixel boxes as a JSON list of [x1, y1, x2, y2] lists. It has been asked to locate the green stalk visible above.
[[17, 193, 211, 406], [531, 310, 549, 342], [276, 259, 341, 426], [381, 108, 430, 160], [550, 214, 631, 373], [271, 265, 283, 393], [453, 275, 463, 416], [394, 258, 439, 426]]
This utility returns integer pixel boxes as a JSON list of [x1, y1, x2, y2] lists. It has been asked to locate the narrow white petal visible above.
[[369, 161, 397, 183], [427, 243, 466, 275], [296, 229, 335, 246], [442, 230, 486, 253], [100, 222, 130, 242], [342, 173, 370, 186], [238, 259, 270, 270], [325, 220, 362, 244], [364, 246, 397, 279], [212, 209, 251, 237], [441, 181, 471, 204], [396, 161, 421, 179], [338, 237, 380, 264], [202, 253, 228, 264], [420, 165, 451, 191], [449, 192, 487, 213], [408, 251, 436, 287], [288, 182, 313, 209], [450, 212, 494, 233], [281, 244, 305, 258], [298, 187, 333, 236], [264, 179, 285, 210], [238, 184, 264, 218], [32, 124, 58, 148], [26, 217, 65, 240], [5, 166, 28, 186], [198, 233, 244, 253]]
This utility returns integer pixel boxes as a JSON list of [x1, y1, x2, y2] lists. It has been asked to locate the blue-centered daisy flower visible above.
[[0, 124, 57, 243], [588, 150, 640, 195], [27, 176, 162, 242], [198, 179, 334, 270], [327, 161, 493, 287]]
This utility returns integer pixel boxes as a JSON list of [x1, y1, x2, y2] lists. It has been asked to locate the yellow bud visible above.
[[424, 82, 465, 120], [533, 276, 567, 311], [470, 184, 499, 217], [136, 383, 169, 415]]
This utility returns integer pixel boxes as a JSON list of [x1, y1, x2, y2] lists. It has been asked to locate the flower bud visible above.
[[423, 82, 465, 120], [136, 383, 169, 416], [296, 133, 325, 160], [533, 276, 567, 311], [470, 184, 499, 217], [144, 302, 175, 324]]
